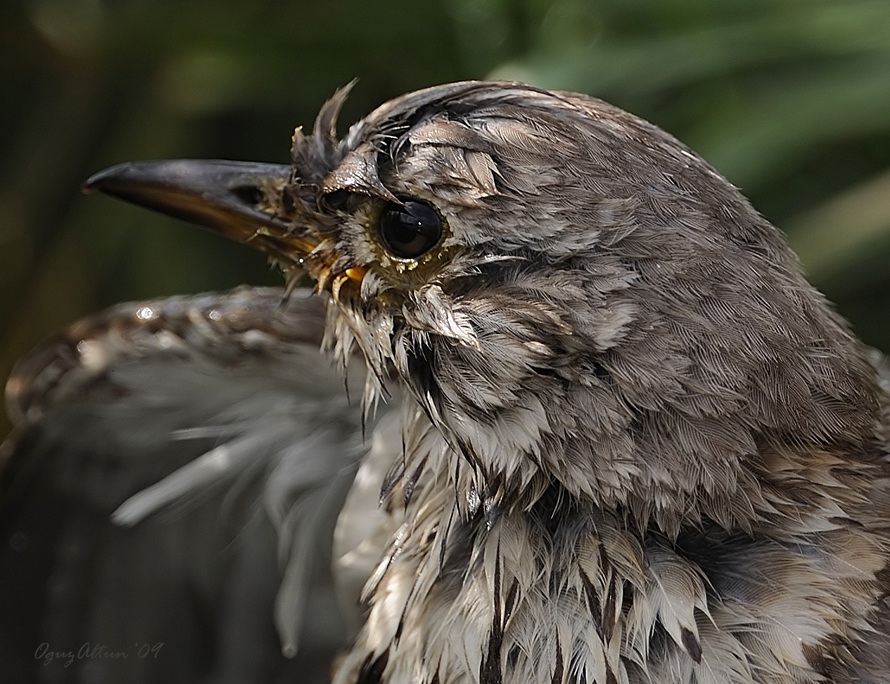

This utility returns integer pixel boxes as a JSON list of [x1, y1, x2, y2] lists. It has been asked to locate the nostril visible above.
[[231, 184, 264, 208]]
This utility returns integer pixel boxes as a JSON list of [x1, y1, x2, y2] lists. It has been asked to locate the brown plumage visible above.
[[3, 81, 890, 683]]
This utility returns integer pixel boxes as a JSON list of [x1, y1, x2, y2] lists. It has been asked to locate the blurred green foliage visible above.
[[2, 0, 889, 435]]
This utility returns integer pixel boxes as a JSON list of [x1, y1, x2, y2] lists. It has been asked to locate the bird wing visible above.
[[0, 286, 384, 684]]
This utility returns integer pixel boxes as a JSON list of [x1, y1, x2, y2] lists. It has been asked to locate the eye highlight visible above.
[[377, 200, 443, 260]]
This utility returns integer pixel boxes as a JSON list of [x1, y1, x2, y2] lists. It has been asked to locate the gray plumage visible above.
[[3, 81, 890, 683]]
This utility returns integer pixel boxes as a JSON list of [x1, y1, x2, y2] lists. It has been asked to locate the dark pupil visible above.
[[379, 200, 442, 259]]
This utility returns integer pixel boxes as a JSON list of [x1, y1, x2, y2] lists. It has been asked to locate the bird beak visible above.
[[82, 160, 319, 266]]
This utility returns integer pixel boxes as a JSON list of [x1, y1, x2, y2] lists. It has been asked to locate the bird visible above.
[[2, 80, 890, 683]]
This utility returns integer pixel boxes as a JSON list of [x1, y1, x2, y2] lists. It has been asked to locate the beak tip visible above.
[[81, 172, 103, 195], [81, 162, 133, 195]]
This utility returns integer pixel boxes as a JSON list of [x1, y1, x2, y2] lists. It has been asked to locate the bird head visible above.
[[85, 81, 882, 535]]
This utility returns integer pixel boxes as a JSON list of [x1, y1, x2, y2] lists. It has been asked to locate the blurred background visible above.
[[2, 0, 890, 437], [2, 2, 890, 683]]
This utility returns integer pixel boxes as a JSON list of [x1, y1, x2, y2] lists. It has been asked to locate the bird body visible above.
[[316, 83, 890, 683], [3, 81, 890, 683]]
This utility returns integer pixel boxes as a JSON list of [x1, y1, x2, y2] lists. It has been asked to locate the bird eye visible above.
[[377, 200, 443, 260]]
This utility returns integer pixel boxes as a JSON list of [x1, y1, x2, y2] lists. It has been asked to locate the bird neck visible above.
[[339, 404, 890, 684]]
